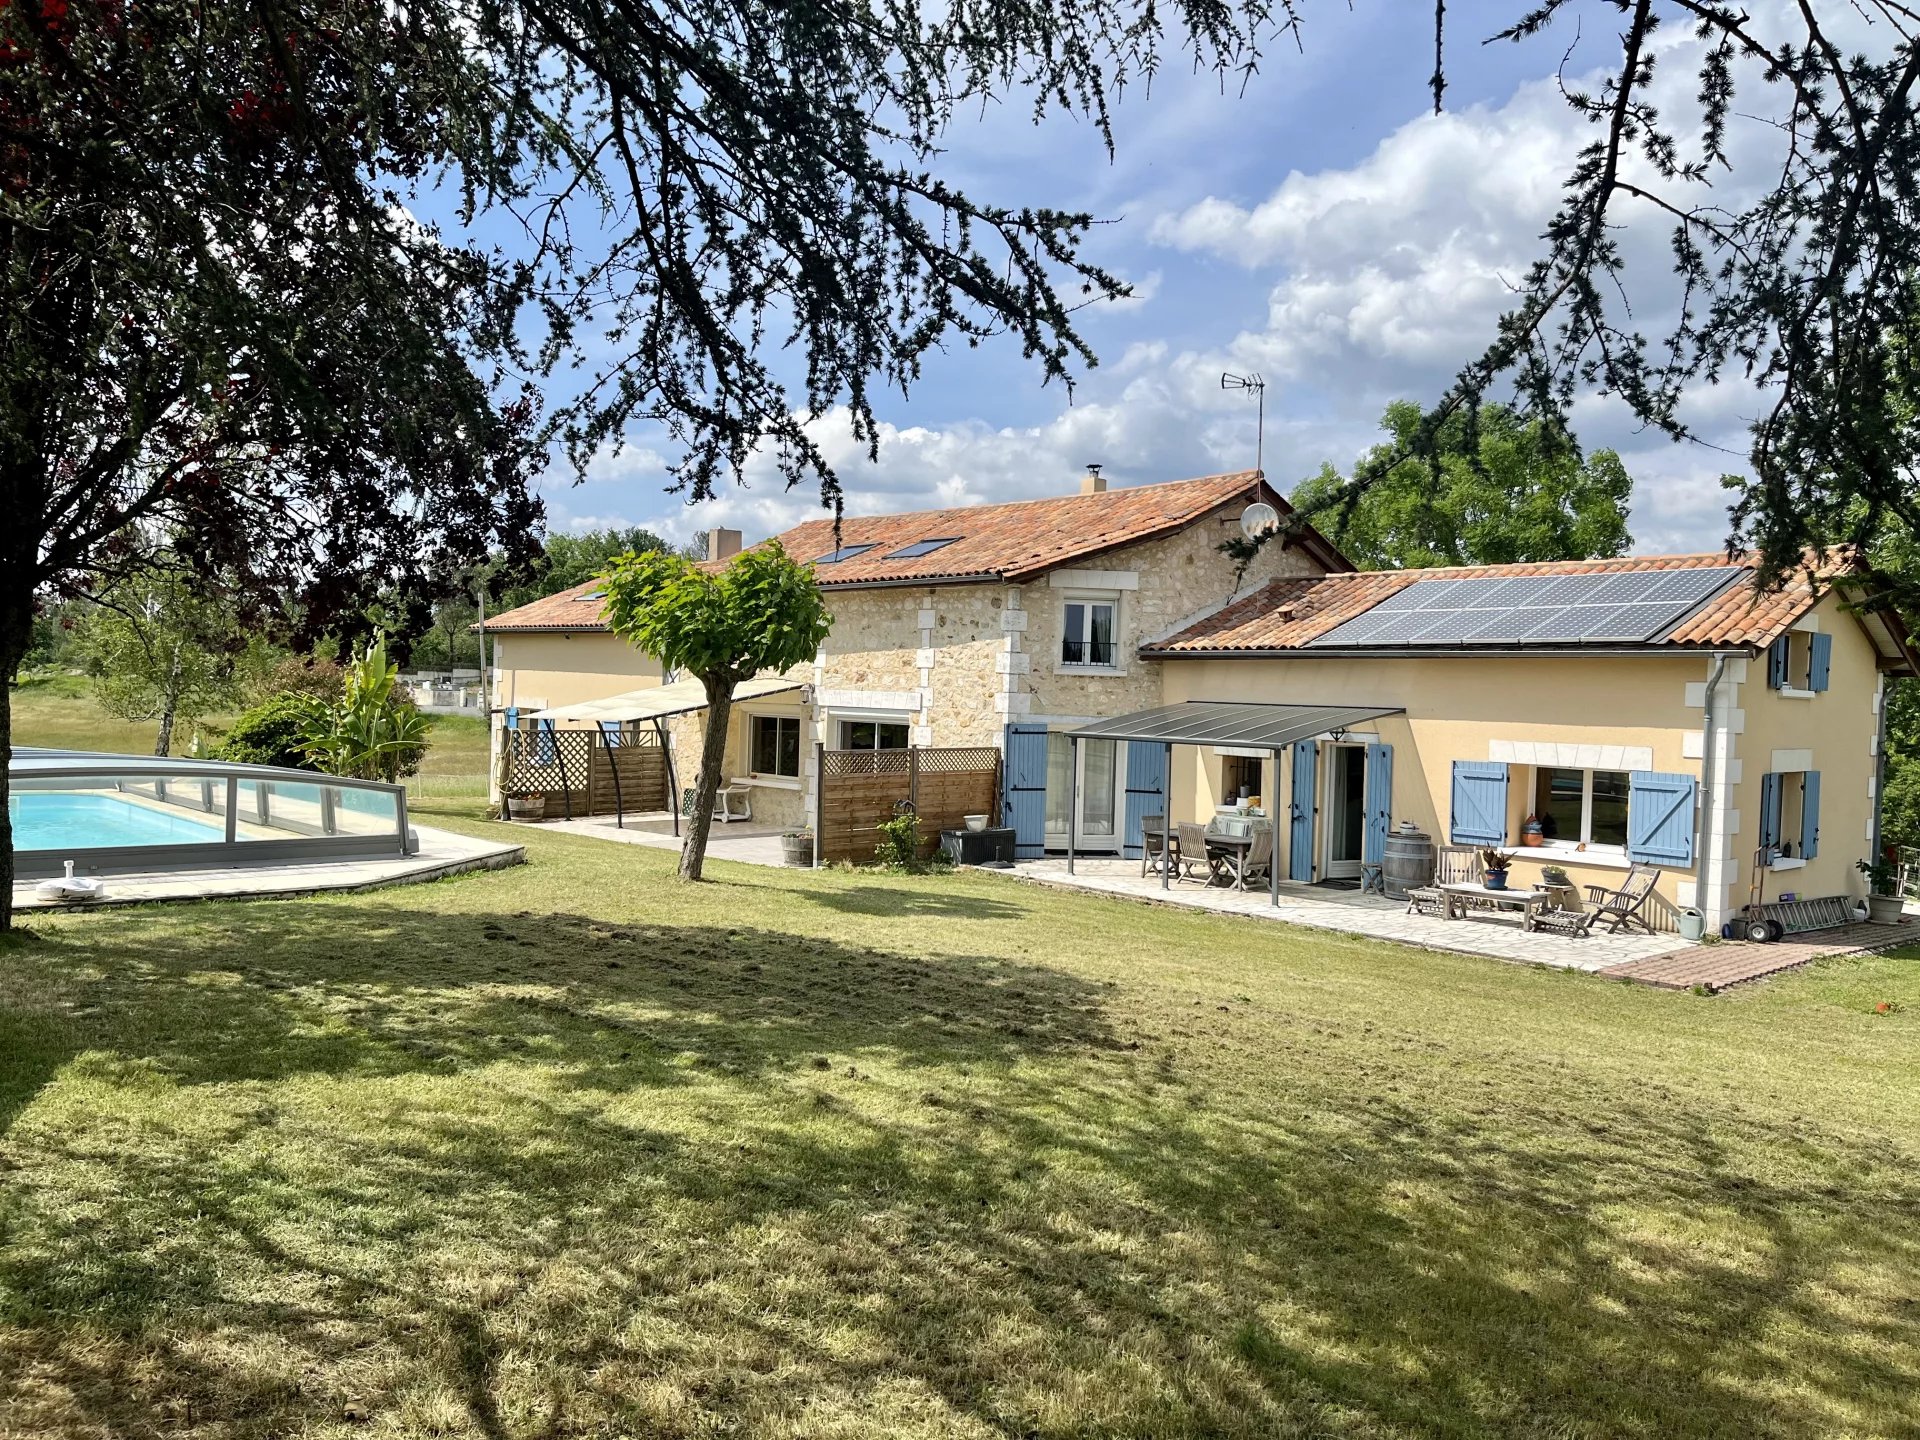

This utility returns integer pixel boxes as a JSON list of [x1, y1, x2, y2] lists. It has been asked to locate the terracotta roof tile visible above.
[[484, 472, 1348, 631], [1146, 551, 1849, 655]]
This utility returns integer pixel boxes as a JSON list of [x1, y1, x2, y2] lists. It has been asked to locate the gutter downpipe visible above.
[[1698, 651, 1734, 932]]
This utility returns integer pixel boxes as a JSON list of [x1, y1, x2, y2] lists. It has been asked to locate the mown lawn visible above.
[[3, 813, 1919, 1438]]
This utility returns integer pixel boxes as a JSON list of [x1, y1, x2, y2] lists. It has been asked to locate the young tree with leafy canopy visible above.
[[1291, 402, 1632, 570], [601, 545, 831, 881], [77, 567, 241, 757]]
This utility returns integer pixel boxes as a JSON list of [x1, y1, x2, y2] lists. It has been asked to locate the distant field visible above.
[[9, 674, 492, 807]]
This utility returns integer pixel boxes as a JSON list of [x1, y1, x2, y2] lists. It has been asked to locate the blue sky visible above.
[[517, 0, 1793, 557]]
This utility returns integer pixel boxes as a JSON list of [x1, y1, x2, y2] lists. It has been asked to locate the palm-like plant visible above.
[[297, 637, 430, 783]]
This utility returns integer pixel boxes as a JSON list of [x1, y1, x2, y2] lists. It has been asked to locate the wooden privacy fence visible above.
[[501, 725, 669, 821], [815, 745, 1001, 863]]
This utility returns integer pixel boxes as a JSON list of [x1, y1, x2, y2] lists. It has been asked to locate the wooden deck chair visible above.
[[1140, 816, 1173, 878], [1219, 827, 1274, 891], [1406, 844, 1483, 916], [1176, 822, 1219, 884], [1585, 865, 1663, 934]]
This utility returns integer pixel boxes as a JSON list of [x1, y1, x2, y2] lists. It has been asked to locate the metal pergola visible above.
[[1063, 701, 1403, 907]]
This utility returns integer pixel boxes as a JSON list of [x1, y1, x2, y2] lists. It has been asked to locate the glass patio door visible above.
[[1045, 733, 1121, 851]]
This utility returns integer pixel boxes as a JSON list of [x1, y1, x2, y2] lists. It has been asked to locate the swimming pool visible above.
[[11, 792, 226, 850], [9, 749, 414, 880]]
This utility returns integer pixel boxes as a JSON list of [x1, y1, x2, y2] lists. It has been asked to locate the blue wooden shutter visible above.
[[1758, 772, 1784, 855], [1362, 743, 1393, 866], [1449, 761, 1509, 845], [1809, 633, 1832, 692], [1002, 724, 1049, 858], [1767, 637, 1791, 689], [1289, 742, 1318, 882], [1626, 770, 1697, 866], [536, 718, 555, 765], [1801, 770, 1821, 859], [1121, 743, 1168, 860], [599, 720, 623, 748]]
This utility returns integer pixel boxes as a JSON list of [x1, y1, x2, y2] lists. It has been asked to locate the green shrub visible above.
[[296, 637, 429, 782], [874, 812, 922, 870], [212, 694, 319, 771]]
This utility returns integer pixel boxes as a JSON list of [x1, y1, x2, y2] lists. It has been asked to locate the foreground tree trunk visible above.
[[0, 591, 33, 934], [681, 673, 737, 881]]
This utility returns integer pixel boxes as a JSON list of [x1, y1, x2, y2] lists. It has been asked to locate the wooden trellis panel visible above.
[[815, 746, 1000, 863]]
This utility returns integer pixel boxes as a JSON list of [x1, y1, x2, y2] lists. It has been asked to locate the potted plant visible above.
[[1857, 856, 1904, 923], [782, 828, 815, 867], [1479, 847, 1517, 890], [508, 792, 544, 821]]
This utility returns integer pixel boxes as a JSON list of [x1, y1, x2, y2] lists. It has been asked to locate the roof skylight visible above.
[[888, 537, 960, 559], [813, 543, 878, 564]]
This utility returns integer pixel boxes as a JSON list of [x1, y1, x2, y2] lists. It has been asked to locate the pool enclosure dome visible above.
[[8, 748, 416, 880]]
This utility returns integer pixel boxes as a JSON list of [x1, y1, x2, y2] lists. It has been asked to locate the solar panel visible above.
[[1309, 564, 1749, 649]]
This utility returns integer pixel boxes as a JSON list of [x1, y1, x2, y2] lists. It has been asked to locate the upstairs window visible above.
[[1766, 631, 1832, 693], [1061, 594, 1119, 669]]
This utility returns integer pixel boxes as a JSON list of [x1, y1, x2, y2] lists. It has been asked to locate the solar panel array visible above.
[[1309, 566, 1746, 648]]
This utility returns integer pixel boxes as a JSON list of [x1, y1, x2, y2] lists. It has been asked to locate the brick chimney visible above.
[[1080, 463, 1107, 495], [706, 528, 742, 563]]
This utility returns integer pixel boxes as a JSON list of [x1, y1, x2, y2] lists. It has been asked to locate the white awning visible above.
[[527, 676, 804, 725]]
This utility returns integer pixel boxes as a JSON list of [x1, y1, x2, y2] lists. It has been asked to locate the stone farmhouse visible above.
[[479, 469, 1345, 838], [481, 470, 1914, 935]]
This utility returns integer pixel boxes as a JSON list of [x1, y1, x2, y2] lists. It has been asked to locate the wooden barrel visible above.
[[1382, 827, 1435, 900]]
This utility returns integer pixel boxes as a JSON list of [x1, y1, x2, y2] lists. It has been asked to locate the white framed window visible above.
[[837, 717, 910, 751], [1529, 766, 1631, 852], [748, 714, 802, 778], [1060, 592, 1120, 670]]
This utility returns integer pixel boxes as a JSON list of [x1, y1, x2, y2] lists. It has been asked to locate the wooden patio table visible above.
[[1439, 881, 1553, 931]]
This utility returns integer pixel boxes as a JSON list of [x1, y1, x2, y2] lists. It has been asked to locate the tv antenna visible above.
[[1220, 371, 1267, 474], [1220, 372, 1278, 541]]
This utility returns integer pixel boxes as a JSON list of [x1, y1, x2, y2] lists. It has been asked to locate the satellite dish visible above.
[[1239, 502, 1280, 541]]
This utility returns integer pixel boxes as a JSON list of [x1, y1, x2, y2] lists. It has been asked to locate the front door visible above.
[[1046, 733, 1122, 852], [1322, 743, 1367, 880]]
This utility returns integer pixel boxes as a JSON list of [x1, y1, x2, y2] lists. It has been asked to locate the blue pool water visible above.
[[9, 793, 226, 851]]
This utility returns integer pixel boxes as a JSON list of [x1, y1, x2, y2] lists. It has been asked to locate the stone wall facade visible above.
[[657, 501, 1331, 836]]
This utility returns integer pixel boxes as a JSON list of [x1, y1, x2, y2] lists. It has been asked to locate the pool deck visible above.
[[10, 823, 524, 912]]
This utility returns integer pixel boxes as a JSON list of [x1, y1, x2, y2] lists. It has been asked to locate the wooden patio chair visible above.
[[1218, 826, 1273, 891], [1140, 815, 1173, 878], [1585, 865, 1663, 934], [1406, 844, 1482, 916], [1176, 822, 1221, 884]]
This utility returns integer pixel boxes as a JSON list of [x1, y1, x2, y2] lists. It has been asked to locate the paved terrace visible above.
[[1008, 858, 1920, 986], [12, 824, 524, 912], [537, 812, 790, 867]]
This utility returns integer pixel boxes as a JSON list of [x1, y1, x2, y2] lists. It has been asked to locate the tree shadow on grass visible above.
[[797, 883, 1031, 920], [3, 907, 1920, 1436]]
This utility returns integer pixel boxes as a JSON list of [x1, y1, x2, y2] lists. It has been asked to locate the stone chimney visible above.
[[706, 528, 742, 563], [1080, 463, 1107, 495]]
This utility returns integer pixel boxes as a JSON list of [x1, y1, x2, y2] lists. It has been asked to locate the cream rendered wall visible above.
[[1727, 592, 1885, 914], [1159, 652, 1736, 922], [490, 632, 664, 714]]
